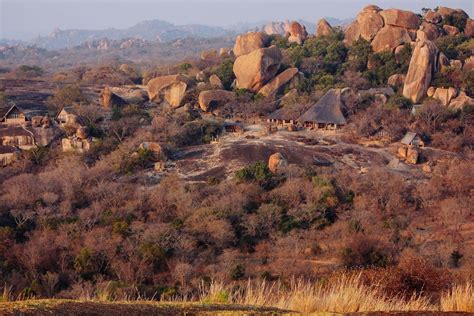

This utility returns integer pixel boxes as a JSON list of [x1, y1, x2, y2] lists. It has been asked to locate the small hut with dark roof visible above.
[[0, 102, 48, 125], [297, 89, 347, 129]]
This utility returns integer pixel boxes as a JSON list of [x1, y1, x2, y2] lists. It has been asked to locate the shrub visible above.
[[235, 162, 272, 184], [74, 247, 108, 280], [179, 62, 192, 73], [230, 264, 246, 280], [385, 95, 412, 110], [214, 59, 235, 90], [47, 85, 88, 110], [346, 38, 373, 72], [15, 65, 44, 78], [341, 237, 393, 268]]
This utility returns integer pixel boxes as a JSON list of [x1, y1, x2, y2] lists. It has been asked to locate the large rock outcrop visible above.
[[288, 21, 308, 45], [316, 19, 333, 37], [380, 9, 421, 29], [198, 90, 235, 112], [147, 74, 191, 108], [417, 22, 442, 41], [99, 86, 128, 108], [357, 6, 384, 41], [387, 74, 406, 87], [403, 40, 439, 103], [233, 46, 282, 92], [233, 32, 269, 57], [259, 68, 299, 97], [449, 91, 474, 109], [465, 19, 474, 38], [371, 26, 412, 53]]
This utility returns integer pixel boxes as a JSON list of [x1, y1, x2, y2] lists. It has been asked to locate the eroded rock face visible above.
[[147, 74, 191, 108], [233, 46, 282, 92], [268, 152, 288, 173], [433, 87, 458, 106], [316, 19, 333, 37], [371, 26, 412, 53], [233, 32, 269, 57], [403, 40, 439, 103], [380, 9, 421, 29], [288, 21, 308, 45], [259, 68, 299, 97], [198, 90, 235, 112], [407, 147, 419, 164]]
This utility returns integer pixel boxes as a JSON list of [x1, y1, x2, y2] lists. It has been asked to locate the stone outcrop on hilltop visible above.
[[233, 46, 283, 92], [316, 19, 333, 37], [233, 32, 270, 57], [343, 5, 471, 53], [402, 40, 439, 103], [288, 21, 308, 45], [147, 74, 192, 108]]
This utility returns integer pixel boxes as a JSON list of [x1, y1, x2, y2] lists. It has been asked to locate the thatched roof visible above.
[[1, 102, 48, 121], [297, 89, 347, 125]]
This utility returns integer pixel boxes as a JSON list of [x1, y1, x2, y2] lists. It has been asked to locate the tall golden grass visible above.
[[199, 274, 474, 313]]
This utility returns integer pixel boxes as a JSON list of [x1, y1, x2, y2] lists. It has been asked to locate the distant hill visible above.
[[0, 16, 354, 50]]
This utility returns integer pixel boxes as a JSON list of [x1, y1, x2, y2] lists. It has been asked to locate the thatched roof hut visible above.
[[297, 89, 347, 127]]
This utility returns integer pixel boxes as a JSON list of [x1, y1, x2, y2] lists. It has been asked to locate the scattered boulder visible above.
[[209, 74, 224, 89], [443, 24, 460, 35], [62, 138, 92, 153], [268, 152, 288, 173], [147, 74, 192, 108], [403, 40, 439, 103], [398, 146, 408, 159], [424, 10, 442, 24], [371, 26, 412, 53], [259, 68, 299, 97], [196, 71, 207, 82], [76, 127, 89, 140], [380, 9, 421, 29], [437, 7, 460, 18], [316, 19, 333, 37], [465, 19, 474, 37], [449, 91, 474, 109], [219, 47, 233, 58], [139, 142, 163, 161], [387, 74, 405, 87], [463, 56, 474, 71], [432, 87, 458, 106], [233, 32, 269, 57], [198, 90, 235, 112], [406, 147, 419, 164], [100, 86, 128, 108], [31, 116, 43, 128], [233, 46, 282, 92], [427, 86, 436, 98], [288, 21, 308, 45], [450, 59, 462, 70]]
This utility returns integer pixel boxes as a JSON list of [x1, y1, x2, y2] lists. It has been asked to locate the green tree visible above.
[[214, 59, 235, 90]]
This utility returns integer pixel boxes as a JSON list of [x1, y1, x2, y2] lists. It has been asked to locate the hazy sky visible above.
[[1, 0, 473, 40]]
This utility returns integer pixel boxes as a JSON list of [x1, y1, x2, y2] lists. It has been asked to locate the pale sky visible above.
[[1, 0, 473, 40]]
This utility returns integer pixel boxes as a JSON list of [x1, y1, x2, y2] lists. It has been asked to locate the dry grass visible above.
[[440, 282, 474, 312], [199, 274, 474, 313]]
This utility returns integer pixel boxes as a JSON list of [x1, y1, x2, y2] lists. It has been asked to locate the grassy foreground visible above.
[[1, 275, 472, 315], [0, 300, 287, 315]]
